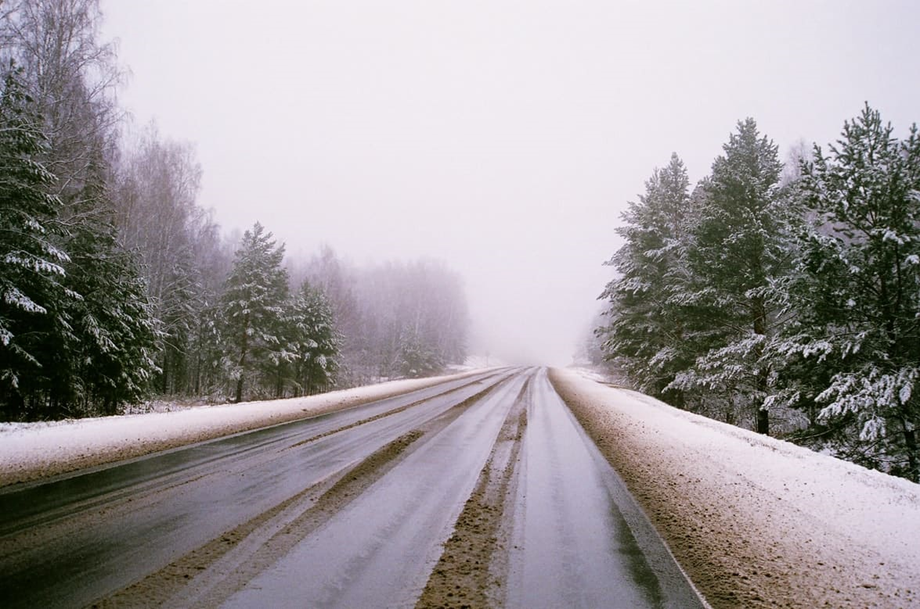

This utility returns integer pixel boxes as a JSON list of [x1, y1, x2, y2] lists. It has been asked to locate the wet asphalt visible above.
[[0, 367, 705, 608]]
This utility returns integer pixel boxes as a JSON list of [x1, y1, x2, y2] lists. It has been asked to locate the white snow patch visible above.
[[460, 353, 509, 369], [569, 365, 617, 384]]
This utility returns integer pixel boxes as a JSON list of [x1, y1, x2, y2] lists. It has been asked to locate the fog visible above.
[[101, 0, 920, 366]]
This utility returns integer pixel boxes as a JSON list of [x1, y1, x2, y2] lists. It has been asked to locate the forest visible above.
[[0, 0, 469, 421], [596, 110, 920, 482]]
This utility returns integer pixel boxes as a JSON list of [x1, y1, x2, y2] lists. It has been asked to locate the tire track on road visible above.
[[283, 371, 504, 451], [415, 371, 532, 609], [218, 371, 528, 609], [88, 378, 509, 609]]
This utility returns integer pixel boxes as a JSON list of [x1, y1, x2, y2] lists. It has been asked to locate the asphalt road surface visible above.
[[0, 368, 705, 608]]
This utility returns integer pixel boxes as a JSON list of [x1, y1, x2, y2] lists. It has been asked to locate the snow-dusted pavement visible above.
[[0, 368, 703, 609], [551, 368, 920, 609], [7, 366, 905, 608], [220, 371, 524, 608], [507, 370, 702, 608], [0, 371, 504, 607]]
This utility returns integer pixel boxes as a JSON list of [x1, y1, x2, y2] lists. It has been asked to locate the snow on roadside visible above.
[[550, 368, 920, 609], [569, 365, 619, 385], [460, 354, 509, 369], [0, 372, 476, 488]]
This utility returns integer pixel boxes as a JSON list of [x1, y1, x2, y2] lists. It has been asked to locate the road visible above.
[[0, 368, 705, 608]]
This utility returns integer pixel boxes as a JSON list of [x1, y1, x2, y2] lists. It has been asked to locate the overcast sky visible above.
[[101, 1, 920, 366]]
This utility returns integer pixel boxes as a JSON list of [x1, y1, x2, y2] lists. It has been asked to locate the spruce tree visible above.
[[398, 331, 441, 379], [0, 66, 73, 418], [221, 223, 289, 402], [61, 157, 159, 415], [289, 281, 340, 395], [64, 218, 158, 414]]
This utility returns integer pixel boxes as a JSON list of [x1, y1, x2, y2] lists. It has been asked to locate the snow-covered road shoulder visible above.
[[0, 372, 480, 488], [550, 368, 920, 609]]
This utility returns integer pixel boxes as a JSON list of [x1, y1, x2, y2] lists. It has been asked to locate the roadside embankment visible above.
[[549, 367, 920, 609], [0, 370, 485, 488]]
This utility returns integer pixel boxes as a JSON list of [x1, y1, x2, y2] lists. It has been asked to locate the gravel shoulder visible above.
[[549, 367, 920, 609]]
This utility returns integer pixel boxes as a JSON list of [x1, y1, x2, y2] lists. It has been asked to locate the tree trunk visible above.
[[757, 408, 769, 435], [235, 377, 244, 404], [160, 352, 169, 394], [752, 294, 770, 436], [235, 316, 249, 403], [902, 422, 919, 483]]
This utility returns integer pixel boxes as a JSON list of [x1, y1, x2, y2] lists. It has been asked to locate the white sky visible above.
[[101, 0, 920, 366]]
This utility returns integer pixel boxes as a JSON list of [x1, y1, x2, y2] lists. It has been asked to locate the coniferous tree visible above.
[[0, 66, 74, 419], [787, 105, 920, 480], [221, 223, 289, 402], [288, 281, 340, 396], [398, 331, 442, 378], [1, 3, 162, 419], [599, 154, 698, 405], [301, 246, 362, 385], [64, 210, 158, 414], [61, 155, 158, 415], [673, 119, 799, 433]]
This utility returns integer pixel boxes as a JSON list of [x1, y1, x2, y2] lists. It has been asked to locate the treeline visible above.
[[598, 107, 920, 482], [294, 249, 469, 385], [0, 0, 468, 421]]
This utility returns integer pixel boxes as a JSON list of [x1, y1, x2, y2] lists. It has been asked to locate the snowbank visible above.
[[550, 368, 920, 609], [0, 372, 476, 488], [569, 365, 620, 385]]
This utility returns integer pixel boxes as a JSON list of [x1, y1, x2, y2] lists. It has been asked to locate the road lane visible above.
[[0, 369, 511, 609], [0, 367, 708, 608], [220, 371, 530, 609], [0, 369, 503, 535], [506, 369, 705, 609]]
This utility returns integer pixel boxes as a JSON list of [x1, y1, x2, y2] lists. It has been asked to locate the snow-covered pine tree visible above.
[[0, 66, 74, 419], [397, 331, 442, 379], [221, 222, 289, 402], [64, 217, 158, 414], [599, 153, 699, 406], [288, 281, 340, 396], [790, 105, 920, 481], [302, 246, 364, 385], [673, 119, 800, 433], [188, 297, 224, 398], [60, 154, 159, 415]]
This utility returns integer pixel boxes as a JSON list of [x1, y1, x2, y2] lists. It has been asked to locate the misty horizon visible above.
[[100, 0, 920, 366]]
